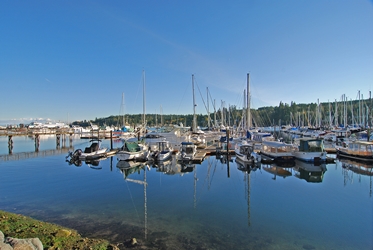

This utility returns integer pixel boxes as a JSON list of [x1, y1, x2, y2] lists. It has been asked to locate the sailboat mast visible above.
[[214, 99, 217, 128], [192, 74, 197, 132], [243, 89, 246, 129], [246, 73, 251, 128], [122, 92, 125, 127], [207, 87, 210, 129], [142, 70, 146, 126]]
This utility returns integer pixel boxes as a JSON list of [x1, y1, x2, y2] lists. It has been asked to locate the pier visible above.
[[0, 148, 71, 162]]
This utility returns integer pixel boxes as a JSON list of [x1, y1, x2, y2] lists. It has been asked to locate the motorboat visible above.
[[336, 140, 373, 163], [292, 138, 327, 163], [116, 140, 149, 161], [259, 140, 295, 165], [234, 141, 261, 164], [143, 126, 190, 151], [152, 140, 173, 162], [176, 142, 197, 162], [66, 139, 108, 162]]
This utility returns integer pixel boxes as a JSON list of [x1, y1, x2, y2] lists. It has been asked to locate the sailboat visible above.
[[117, 70, 149, 161], [113, 93, 135, 140]]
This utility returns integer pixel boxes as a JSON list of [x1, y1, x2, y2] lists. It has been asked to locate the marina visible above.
[[0, 134, 371, 249]]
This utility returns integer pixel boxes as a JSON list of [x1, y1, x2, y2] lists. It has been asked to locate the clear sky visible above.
[[1, 0, 372, 125]]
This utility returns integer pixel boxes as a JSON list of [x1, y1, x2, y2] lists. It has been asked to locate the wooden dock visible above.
[[191, 143, 235, 163], [193, 151, 206, 163]]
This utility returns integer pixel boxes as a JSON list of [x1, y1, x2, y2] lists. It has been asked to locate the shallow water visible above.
[[0, 135, 372, 249]]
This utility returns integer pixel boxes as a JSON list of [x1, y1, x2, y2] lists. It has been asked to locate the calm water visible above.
[[0, 135, 372, 249]]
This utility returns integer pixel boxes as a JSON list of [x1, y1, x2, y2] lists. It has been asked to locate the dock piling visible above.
[[35, 135, 40, 152]]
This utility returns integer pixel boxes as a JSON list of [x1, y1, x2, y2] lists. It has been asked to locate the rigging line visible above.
[[194, 79, 209, 113], [176, 78, 190, 114], [125, 180, 141, 224], [207, 89, 216, 112]]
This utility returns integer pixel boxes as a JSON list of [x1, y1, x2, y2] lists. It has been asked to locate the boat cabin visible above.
[[298, 138, 324, 152], [84, 142, 99, 153], [239, 144, 254, 155], [181, 142, 196, 154]]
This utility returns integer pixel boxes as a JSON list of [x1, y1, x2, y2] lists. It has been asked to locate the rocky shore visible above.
[[0, 210, 124, 249], [0, 230, 43, 249]]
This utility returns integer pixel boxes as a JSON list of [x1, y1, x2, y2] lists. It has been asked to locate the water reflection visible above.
[[293, 160, 327, 183], [234, 158, 261, 227], [66, 157, 105, 169], [235, 157, 261, 173], [155, 159, 195, 175], [116, 160, 149, 239], [337, 158, 373, 197], [116, 160, 146, 179], [262, 165, 292, 180], [339, 158, 373, 177]]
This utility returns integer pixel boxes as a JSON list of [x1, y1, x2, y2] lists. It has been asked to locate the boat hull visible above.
[[260, 152, 295, 164], [293, 151, 327, 163], [337, 150, 373, 163], [116, 150, 148, 161], [78, 148, 108, 160]]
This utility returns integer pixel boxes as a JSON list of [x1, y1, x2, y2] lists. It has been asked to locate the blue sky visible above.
[[1, 0, 372, 125]]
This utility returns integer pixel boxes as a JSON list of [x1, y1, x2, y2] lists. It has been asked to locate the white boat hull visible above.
[[78, 148, 108, 160], [117, 150, 148, 161], [293, 151, 326, 162]]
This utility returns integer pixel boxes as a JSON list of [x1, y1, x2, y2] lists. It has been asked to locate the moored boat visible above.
[[176, 142, 197, 162], [66, 139, 108, 162], [116, 140, 149, 161], [259, 140, 295, 165], [152, 140, 173, 161], [234, 141, 261, 164], [293, 138, 327, 163], [336, 140, 373, 163]]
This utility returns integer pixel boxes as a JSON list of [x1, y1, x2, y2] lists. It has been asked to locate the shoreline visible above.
[[0, 210, 141, 250]]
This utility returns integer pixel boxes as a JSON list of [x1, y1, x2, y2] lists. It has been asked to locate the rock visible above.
[[131, 237, 137, 245], [0, 241, 13, 250], [0, 230, 4, 242], [55, 229, 72, 237], [6, 237, 43, 250], [0, 231, 12, 250]]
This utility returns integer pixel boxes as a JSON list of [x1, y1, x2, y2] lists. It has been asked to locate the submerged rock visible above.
[[303, 243, 316, 250], [131, 237, 137, 245]]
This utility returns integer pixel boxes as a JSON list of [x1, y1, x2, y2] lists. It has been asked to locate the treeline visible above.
[[72, 98, 372, 128]]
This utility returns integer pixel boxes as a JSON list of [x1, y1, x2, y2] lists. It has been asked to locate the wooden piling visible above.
[[35, 134, 40, 152], [110, 130, 113, 150]]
